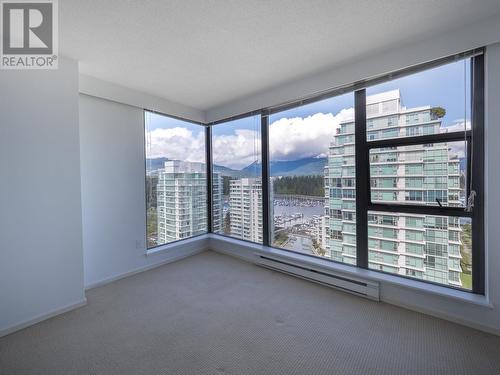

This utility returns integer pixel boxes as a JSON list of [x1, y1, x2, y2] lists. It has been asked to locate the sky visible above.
[[146, 59, 471, 170]]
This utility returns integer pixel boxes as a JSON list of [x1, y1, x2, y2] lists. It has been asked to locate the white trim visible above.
[[79, 74, 205, 123], [383, 297, 500, 337], [2, 238, 209, 336], [146, 234, 209, 256], [0, 298, 87, 338], [86, 236, 209, 290]]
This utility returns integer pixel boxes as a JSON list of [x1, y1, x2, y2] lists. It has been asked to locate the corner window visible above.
[[211, 115, 263, 243], [151, 49, 484, 295], [144, 111, 207, 248]]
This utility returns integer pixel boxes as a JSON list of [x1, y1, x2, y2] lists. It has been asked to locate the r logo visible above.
[[2, 1, 52, 54], [1, 1, 58, 69]]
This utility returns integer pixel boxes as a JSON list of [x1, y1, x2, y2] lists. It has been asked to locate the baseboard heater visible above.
[[256, 254, 380, 301]]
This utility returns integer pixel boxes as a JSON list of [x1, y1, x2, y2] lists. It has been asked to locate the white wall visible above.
[[0, 58, 85, 336], [79, 94, 207, 289], [206, 12, 500, 122]]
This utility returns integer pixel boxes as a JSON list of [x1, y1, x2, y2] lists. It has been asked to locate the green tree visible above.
[[146, 175, 158, 209], [146, 208, 158, 248], [431, 107, 446, 119], [222, 176, 232, 196], [224, 212, 231, 235], [312, 239, 326, 256], [274, 231, 289, 246], [460, 223, 472, 274], [273, 175, 324, 196]]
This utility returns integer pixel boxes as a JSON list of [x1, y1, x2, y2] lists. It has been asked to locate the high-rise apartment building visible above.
[[157, 160, 222, 243], [312, 215, 329, 257], [324, 90, 464, 287], [229, 178, 263, 243], [212, 172, 224, 233]]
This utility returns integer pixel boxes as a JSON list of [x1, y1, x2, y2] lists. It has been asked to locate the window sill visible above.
[[146, 234, 209, 256], [209, 234, 492, 308]]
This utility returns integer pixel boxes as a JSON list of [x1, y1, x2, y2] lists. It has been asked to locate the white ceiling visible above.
[[61, 0, 500, 111]]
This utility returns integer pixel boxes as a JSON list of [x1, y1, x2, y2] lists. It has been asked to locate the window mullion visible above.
[[368, 203, 472, 217], [366, 131, 471, 149], [355, 89, 369, 268], [261, 114, 270, 246], [205, 125, 213, 233], [471, 53, 485, 294]]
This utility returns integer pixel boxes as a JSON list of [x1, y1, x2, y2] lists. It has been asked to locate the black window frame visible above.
[[355, 53, 484, 294], [193, 48, 485, 295], [143, 110, 208, 251], [207, 113, 266, 245]]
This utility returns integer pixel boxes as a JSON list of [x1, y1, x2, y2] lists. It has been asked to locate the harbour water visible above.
[[273, 198, 324, 228]]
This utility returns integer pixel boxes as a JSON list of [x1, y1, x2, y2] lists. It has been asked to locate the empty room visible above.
[[2, 1, 500, 374]]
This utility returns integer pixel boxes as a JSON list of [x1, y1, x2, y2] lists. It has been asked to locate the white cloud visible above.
[[441, 119, 470, 159], [146, 127, 205, 162], [442, 118, 471, 133], [212, 108, 355, 168], [212, 129, 261, 169], [146, 107, 355, 170], [269, 108, 354, 161]]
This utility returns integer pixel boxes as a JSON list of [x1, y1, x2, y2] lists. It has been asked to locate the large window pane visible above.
[[369, 141, 466, 207], [364, 57, 474, 290], [269, 93, 355, 264], [145, 111, 207, 248], [368, 212, 472, 290], [366, 58, 471, 140], [212, 115, 262, 243]]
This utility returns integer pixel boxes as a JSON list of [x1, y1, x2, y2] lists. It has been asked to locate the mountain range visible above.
[[240, 157, 327, 177], [147, 156, 467, 177], [147, 156, 327, 177]]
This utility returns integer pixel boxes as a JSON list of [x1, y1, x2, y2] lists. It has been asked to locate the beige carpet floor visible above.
[[1, 250, 500, 375]]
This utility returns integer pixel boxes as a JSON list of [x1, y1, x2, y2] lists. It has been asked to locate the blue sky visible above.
[[145, 111, 205, 132], [212, 116, 261, 135], [366, 58, 471, 127], [271, 58, 471, 127], [146, 58, 471, 169]]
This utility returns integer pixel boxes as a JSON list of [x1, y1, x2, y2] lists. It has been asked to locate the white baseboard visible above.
[[85, 246, 207, 291], [2, 243, 208, 338], [0, 298, 87, 338], [210, 243, 256, 263], [382, 297, 500, 337]]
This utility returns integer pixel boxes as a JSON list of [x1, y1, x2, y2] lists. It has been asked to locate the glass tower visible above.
[[325, 90, 464, 287], [229, 178, 263, 243], [157, 160, 222, 243]]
